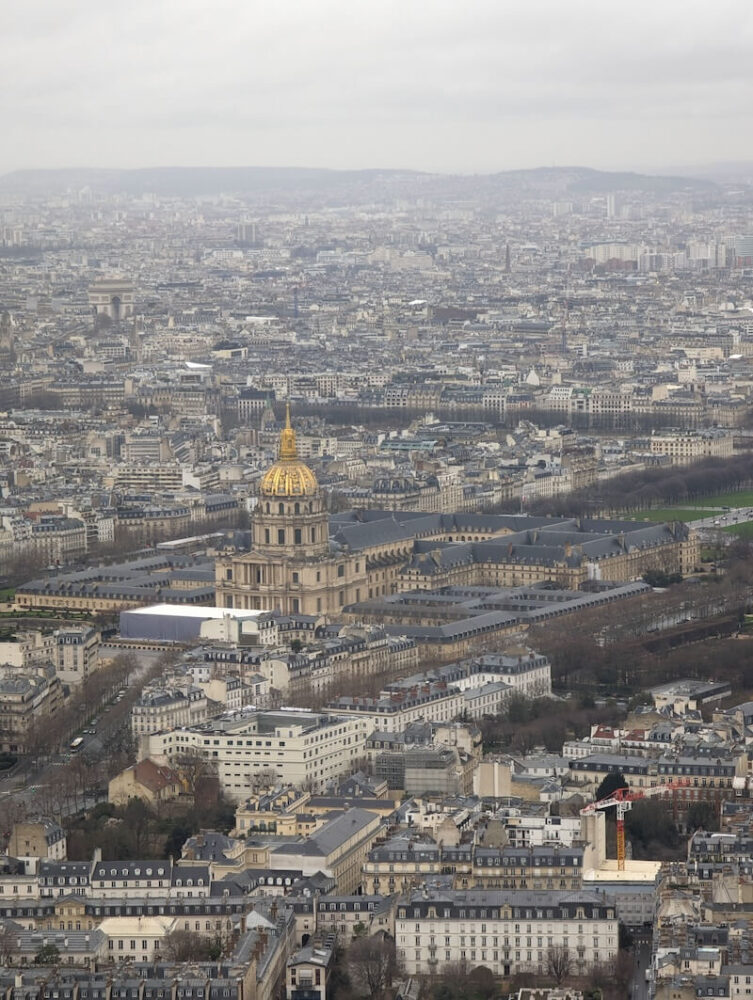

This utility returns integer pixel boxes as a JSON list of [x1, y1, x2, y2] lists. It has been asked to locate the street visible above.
[[0, 645, 162, 814], [629, 931, 652, 1000], [691, 506, 753, 530]]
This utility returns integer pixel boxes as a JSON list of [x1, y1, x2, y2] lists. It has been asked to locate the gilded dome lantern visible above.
[[259, 404, 319, 497]]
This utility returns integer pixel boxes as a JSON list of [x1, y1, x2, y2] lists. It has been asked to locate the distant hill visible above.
[[658, 161, 753, 183], [0, 164, 716, 199]]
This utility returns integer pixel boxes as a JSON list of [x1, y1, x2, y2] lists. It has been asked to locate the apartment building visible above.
[[325, 679, 511, 734], [568, 751, 747, 822], [267, 807, 383, 894], [649, 429, 734, 465], [90, 860, 211, 899], [313, 895, 395, 944], [54, 626, 101, 686], [131, 687, 209, 738], [326, 653, 550, 734], [0, 667, 63, 753], [362, 838, 584, 896], [0, 629, 56, 668], [30, 516, 88, 563], [286, 941, 333, 1000], [395, 889, 618, 978]]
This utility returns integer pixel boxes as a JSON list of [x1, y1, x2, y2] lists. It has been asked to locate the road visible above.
[[0, 646, 162, 813], [0, 687, 131, 811], [630, 931, 653, 1000], [691, 506, 753, 530]]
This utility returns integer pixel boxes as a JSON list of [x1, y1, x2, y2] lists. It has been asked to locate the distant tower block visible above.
[[237, 220, 258, 244], [89, 278, 135, 322]]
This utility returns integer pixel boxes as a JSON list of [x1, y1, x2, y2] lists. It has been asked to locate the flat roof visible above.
[[124, 604, 264, 620], [584, 859, 661, 883]]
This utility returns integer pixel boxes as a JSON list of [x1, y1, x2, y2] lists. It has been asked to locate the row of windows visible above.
[[96, 867, 167, 877]]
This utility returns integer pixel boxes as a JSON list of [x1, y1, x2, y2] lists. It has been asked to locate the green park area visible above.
[[635, 507, 724, 523], [629, 488, 753, 535]]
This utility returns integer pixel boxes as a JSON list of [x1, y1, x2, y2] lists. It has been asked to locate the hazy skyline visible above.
[[4, 0, 753, 177]]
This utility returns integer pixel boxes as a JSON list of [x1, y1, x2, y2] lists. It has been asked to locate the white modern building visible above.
[[140, 709, 370, 798]]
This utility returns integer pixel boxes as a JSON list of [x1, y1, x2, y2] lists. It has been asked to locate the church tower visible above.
[[215, 406, 367, 616], [253, 404, 330, 559]]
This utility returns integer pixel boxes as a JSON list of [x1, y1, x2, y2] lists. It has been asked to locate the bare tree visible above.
[[175, 750, 215, 797], [249, 767, 278, 793], [0, 797, 29, 852], [547, 944, 573, 985], [0, 921, 16, 966], [347, 935, 399, 1000], [162, 929, 218, 962]]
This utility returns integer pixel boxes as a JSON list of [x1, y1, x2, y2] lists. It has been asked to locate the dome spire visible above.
[[259, 403, 318, 496], [279, 402, 298, 461]]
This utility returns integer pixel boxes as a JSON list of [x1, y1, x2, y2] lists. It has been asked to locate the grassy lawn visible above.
[[627, 488, 753, 525], [630, 508, 724, 523]]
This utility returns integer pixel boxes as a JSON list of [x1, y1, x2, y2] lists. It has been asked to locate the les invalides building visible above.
[[215, 408, 698, 619], [215, 407, 369, 615]]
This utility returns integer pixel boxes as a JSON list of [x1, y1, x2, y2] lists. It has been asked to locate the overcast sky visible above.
[[4, 0, 753, 176]]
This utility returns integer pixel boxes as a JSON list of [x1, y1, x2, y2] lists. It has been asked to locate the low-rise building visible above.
[[108, 759, 183, 807]]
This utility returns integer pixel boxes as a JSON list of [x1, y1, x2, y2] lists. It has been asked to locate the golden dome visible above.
[[260, 404, 319, 497]]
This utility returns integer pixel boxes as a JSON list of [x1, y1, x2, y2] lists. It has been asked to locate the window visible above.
[[338, 564, 345, 577], [264, 529, 270, 544], [278, 529, 285, 544], [292, 572, 299, 583], [294, 528, 302, 545]]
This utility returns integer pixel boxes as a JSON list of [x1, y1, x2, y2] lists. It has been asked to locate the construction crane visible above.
[[580, 779, 691, 870]]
